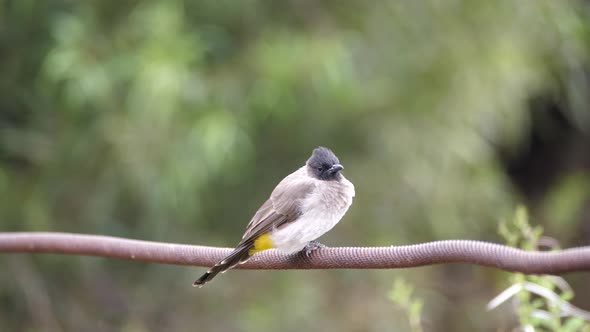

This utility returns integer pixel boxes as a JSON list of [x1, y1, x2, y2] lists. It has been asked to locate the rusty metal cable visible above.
[[1, 232, 590, 274]]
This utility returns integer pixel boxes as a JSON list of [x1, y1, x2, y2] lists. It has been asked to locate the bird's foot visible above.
[[303, 240, 326, 258]]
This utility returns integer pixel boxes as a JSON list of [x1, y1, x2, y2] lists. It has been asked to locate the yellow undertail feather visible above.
[[249, 233, 275, 255], [194, 233, 275, 287]]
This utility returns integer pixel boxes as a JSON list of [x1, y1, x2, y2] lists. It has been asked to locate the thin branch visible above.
[[1, 232, 590, 274]]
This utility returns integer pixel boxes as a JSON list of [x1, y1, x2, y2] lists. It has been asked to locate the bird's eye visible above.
[[317, 167, 323, 172]]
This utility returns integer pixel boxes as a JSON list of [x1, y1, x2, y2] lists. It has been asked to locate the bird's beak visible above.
[[328, 164, 344, 174]]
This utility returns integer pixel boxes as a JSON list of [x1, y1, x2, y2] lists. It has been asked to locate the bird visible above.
[[194, 146, 355, 287]]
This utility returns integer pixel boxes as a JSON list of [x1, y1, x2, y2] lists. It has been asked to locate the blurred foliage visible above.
[[499, 206, 545, 251], [1, 0, 590, 331], [389, 278, 424, 332], [491, 207, 590, 331]]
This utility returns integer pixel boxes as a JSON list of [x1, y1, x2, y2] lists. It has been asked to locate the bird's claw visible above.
[[303, 240, 326, 258]]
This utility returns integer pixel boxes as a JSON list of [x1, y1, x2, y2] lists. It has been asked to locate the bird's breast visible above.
[[303, 178, 354, 214], [269, 177, 355, 254]]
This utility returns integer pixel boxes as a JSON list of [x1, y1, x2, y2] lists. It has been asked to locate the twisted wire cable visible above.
[[1, 232, 590, 274]]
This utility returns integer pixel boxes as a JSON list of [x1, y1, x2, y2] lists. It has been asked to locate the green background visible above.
[[1, 1, 590, 331]]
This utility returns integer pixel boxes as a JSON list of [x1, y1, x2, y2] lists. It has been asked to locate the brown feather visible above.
[[194, 167, 316, 286], [240, 167, 315, 244]]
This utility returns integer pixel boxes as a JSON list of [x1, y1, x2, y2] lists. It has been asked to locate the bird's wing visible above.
[[240, 169, 315, 243]]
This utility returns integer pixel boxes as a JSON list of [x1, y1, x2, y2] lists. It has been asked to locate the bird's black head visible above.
[[306, 147, 344, 181]]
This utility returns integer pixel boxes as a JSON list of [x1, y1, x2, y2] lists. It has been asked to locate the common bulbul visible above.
[[194, 147, 355, 287]]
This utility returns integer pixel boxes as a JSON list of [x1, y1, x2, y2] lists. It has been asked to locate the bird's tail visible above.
[[193, 243, 253, 287]]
